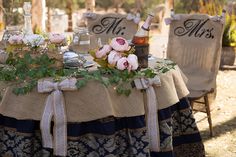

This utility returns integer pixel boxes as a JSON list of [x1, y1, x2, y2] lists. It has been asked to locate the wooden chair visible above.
[[166, 10, 226, 136]]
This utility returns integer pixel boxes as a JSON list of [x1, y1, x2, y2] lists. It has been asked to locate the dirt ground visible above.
[[194, 70, 236, 157]]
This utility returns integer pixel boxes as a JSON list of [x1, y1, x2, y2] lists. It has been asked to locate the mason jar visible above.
[[73, 27, 91, 53]]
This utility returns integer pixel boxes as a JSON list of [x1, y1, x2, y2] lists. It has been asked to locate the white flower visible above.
[[108, 50, 122, 66], [127, 54, 139, 70], [116, 57, 129, 70], [23, 34, 45, 48], [49, 33, 66, 44], [8, 35, 23, 44], [95, 44, 112, 58], [110, 37, 129, 52]]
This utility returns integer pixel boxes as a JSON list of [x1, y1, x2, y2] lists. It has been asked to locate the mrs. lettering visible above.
[[174, 19, 214, 39]]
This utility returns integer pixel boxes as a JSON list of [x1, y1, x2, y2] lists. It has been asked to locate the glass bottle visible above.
[[23, 2, 33, 35], [73, 27, 91, 53], [132, 13, 154, 45]]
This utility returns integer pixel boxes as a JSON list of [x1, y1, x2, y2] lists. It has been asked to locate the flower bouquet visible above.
[[90, 37, 139, 71], [48, 33, 67, 51], [6, 34, 45, 56], [6, 33, 65, 68], [6, 34, 25, 55]]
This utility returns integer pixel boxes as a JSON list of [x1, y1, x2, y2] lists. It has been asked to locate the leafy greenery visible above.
[[155, 59, 176, 73], [0, 52, 160, 96], [222, 14, 236, 47]]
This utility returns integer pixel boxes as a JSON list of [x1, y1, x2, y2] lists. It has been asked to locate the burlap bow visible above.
[[209, 15, 225, 24], [165, 13, 225, 25], [83, 12, 97, 19], [134, 76, 161, 152], [38, 78, 77, 156], [164, 14, 181, 25], [126, 13, 141, 24]]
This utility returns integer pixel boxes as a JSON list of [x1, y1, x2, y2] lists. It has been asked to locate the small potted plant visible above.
[[221, 12, 236, 67]]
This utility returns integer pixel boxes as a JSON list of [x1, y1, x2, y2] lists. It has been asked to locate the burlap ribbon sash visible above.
[[164, 14, 181, 25], [165, 13, 225, 25], [38, 78, 77, 156], [134, 76, 161, 152]]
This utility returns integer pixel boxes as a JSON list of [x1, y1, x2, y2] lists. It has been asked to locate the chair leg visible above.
[[190, 100, 194, 109], [204, 94, 213, 137]]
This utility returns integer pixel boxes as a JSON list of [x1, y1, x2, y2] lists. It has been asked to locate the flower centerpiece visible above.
[[90, 37, 139, 71], [48, 33, 67, 52], [6, 34, 45, 56], [5, 33, 65, 68], [23, 34, 45, 52], [6, 34, 25, 54], [1, 35, 157, 96], [8, 34, 24, 45], [6, 33, 67, 54]]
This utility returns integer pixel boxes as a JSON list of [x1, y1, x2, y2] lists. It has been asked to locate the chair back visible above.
[[87, 13, 138, 44], [166, 13, 225, 95]]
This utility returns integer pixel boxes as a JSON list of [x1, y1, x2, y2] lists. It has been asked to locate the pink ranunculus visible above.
[[127, 54, 139, 70], [49, 33, 65, 44], [95, 44, 112, 58], [8, 35, 23, 44], [110, 37, 129, 52], [107, 50, 122, 66], [116, 57, 129, 70]]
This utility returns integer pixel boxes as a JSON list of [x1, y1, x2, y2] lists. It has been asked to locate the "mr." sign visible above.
[[87, 13, 138, 44]]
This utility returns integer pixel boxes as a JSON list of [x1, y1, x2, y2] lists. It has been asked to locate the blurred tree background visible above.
[[0, 0, 234, 35]]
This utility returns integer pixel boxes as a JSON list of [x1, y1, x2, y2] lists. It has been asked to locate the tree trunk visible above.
[[47, 7, 51, 32], [32, 0, 46, 32], [160, 0, 174, 35], [135, 0, 144, 12], [114, 0, 124, 13], [67, 0, 73, 32], [0, 0, 4, 30], [167, 0, 174, 9], [85, 0, 95, 12]]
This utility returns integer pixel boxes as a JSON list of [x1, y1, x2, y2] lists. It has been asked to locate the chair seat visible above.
[[188, 90, 209, 99]]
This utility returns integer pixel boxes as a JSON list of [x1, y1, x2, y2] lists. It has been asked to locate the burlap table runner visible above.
[[167, 14, 224, 96], [0, 66, 189, 122]]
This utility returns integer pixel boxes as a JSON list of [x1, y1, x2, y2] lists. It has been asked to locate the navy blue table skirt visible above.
[[0, 98, 205, 157]]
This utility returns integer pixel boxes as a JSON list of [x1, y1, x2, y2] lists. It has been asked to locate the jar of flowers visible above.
[[221, 12, 236, 67]]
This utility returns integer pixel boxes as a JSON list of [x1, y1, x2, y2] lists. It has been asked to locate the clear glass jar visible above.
[[73, 27, 91, 53], [2, 26, 22, 41]]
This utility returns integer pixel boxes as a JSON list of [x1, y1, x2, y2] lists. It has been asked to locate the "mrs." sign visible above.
[[87, 13, 138, 44], [174, 19, 215, 39]]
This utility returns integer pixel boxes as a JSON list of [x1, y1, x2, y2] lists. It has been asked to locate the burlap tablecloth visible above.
[[0, 65, 189, 122]]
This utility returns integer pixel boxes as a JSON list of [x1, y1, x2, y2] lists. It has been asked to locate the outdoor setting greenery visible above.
[[0, 52, 157, 96], [0, 51, 177, 96]]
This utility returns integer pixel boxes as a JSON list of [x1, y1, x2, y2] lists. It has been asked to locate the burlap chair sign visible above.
[[87, 13, 138, 43], [166, 14, 224, 97], [69, 13, 138, 53], [166, 13, 225, 136]]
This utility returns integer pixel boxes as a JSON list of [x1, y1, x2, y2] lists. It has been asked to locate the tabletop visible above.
[[0, 59, 205, 157]]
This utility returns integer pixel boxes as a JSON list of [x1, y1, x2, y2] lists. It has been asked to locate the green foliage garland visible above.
[[0, 53, 160, 96]]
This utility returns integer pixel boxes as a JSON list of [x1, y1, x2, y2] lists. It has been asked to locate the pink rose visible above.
[[8, 35, 23, 44], [95, 44, 112, 58], [116, 57, 129, 70], [110, 37, 129, 52], [108, 50, 122, 66], [49, 33, 65, 44], [127, 54, 139, 70]]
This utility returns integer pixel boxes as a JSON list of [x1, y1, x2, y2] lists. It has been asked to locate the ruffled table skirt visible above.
[[0, 98, 205, 157]]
